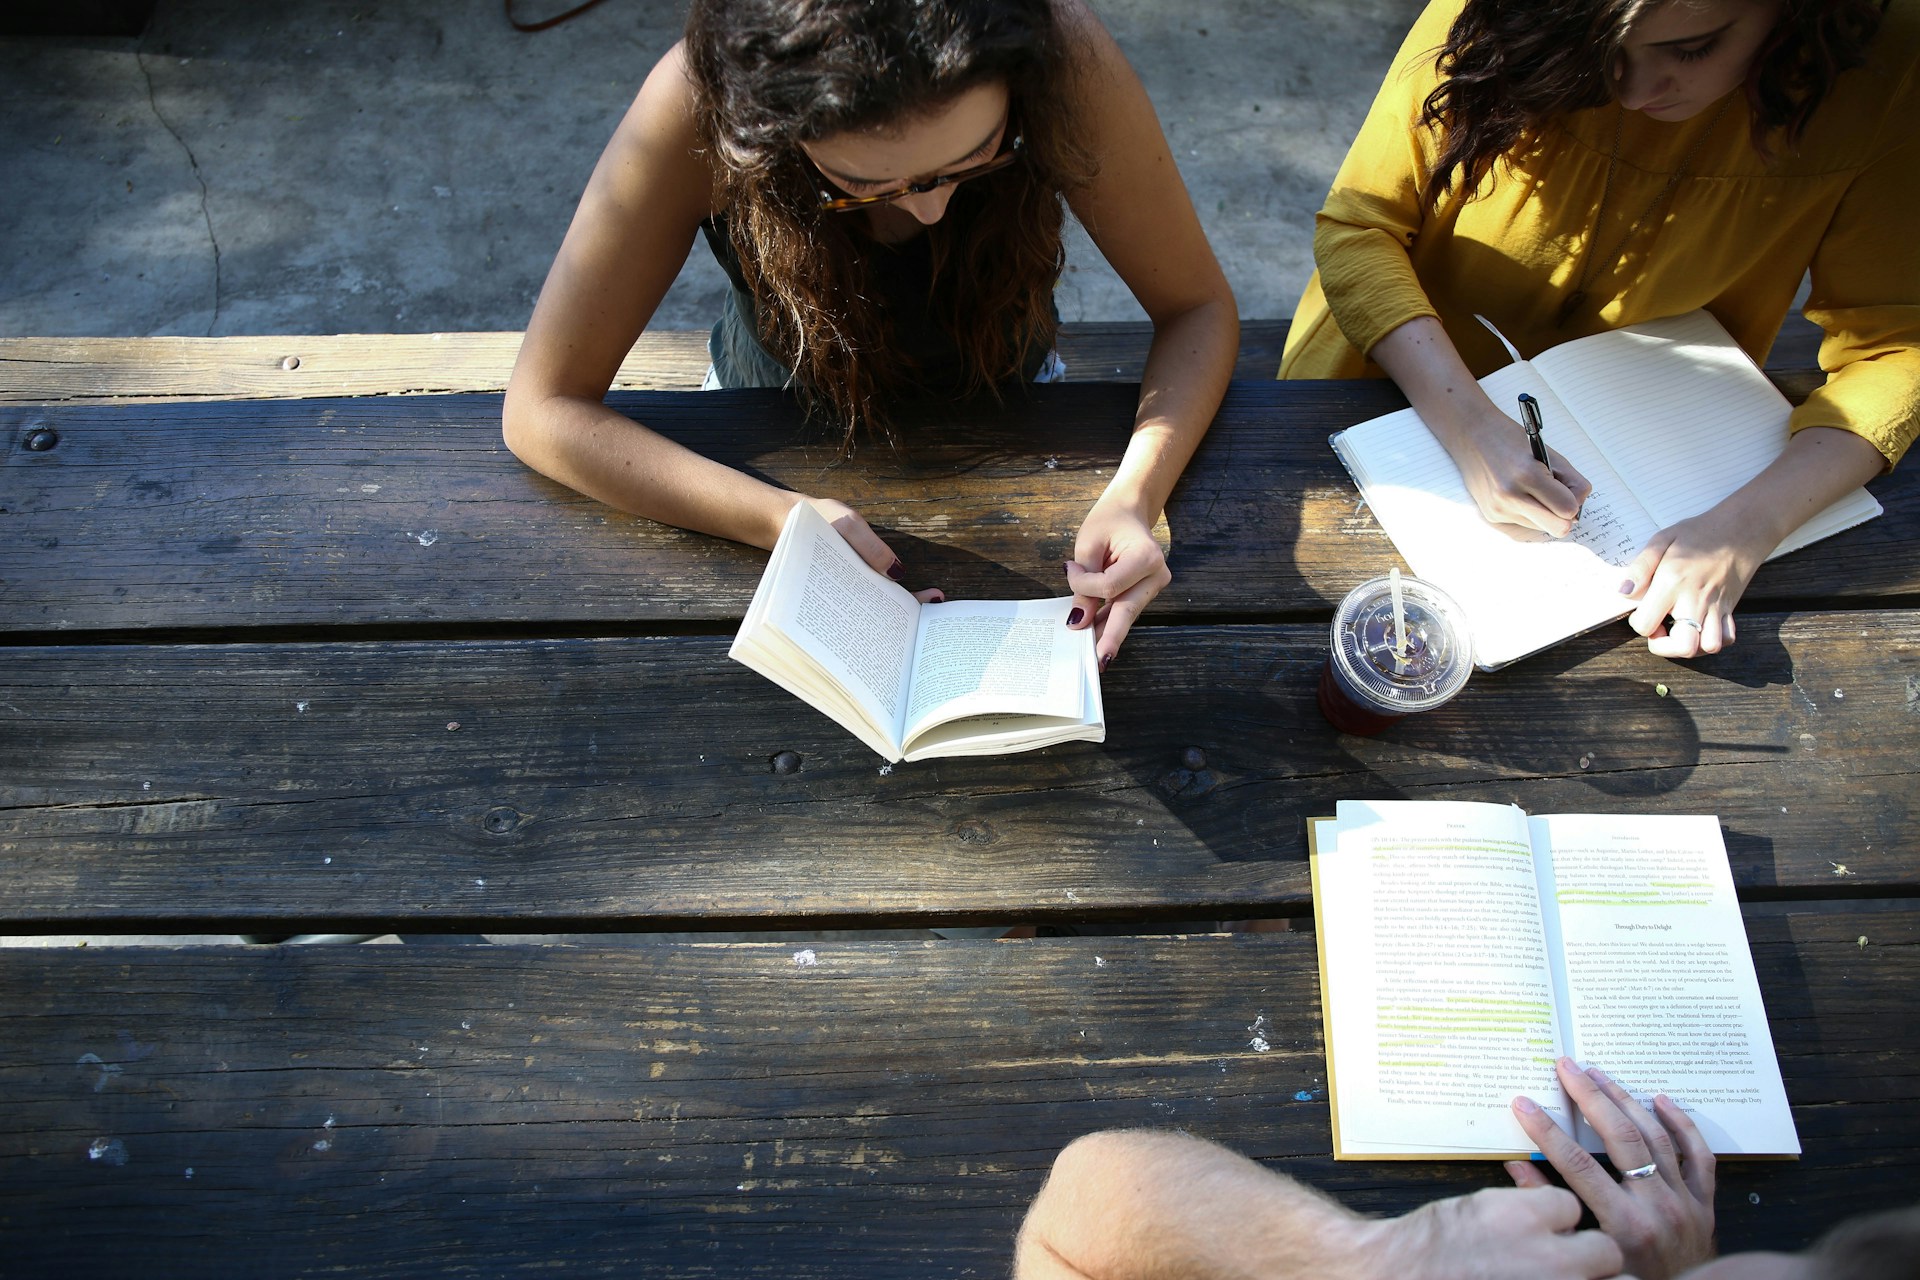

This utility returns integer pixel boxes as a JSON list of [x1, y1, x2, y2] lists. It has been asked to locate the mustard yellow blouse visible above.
[[1279, 0, 1920, 468]]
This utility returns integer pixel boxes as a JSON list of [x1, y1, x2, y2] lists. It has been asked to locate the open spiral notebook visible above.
[[1330, 310, 1882, 669]]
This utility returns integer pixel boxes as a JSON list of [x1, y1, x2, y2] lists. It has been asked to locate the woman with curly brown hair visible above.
[[503, 0, 1237, 668], [1282, 0, 1917, 660]]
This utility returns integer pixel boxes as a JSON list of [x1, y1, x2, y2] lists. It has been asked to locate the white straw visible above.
[[1390, 566, 1409, 663]]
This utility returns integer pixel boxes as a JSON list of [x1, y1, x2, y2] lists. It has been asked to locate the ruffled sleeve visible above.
[[1790, 110, 1920, 469], [1310, 0, 1461, 358]]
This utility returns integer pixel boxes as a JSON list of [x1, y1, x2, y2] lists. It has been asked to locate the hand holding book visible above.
[[731, 501, 1105, 762]]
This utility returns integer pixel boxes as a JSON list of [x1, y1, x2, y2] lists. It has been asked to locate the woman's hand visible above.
[[1063, 496, 1171, 670], [1368, 318, 1592, 538], [1620, 426, 1887, 658], [1509, 1058, 1718, 1280], [803, 497, 943, 601], [1620, 504, 1771, 658], [1449, 404, 1594, 538]]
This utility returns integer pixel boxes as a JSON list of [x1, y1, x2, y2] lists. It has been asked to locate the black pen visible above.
[[1517, 393, 1552, 470]]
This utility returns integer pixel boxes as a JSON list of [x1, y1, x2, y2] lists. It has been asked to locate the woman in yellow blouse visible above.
[[1283, 0, 1917, 659]]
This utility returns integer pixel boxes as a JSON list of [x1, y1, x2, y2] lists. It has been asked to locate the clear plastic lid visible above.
[[1328, 575, 1474, 713]]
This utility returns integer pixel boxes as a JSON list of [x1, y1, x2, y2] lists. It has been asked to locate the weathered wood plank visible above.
[[2, 905, 1912, 1275], [0, 324, 1290, 404], [5, 383, 1912, 634], [0, 331, 710, 402], [0, 314, 1823, 403], [3, 612, 1911, 932]]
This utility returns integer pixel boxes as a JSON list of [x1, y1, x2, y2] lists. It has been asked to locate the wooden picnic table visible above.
[[1, 324, 1915, 1275]]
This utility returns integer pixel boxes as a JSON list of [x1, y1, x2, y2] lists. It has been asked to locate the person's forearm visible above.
[[503, 391, 801, 550], [1104, 299, 1237, 520], [1015, 1130, 1382, 1280], [1368, 315, 1504, 451], [1713, 425, 1885, 549]]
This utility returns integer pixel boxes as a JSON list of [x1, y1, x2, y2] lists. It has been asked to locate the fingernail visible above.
[[887, 560, 904, 581], [1062, 561, 1076, 576], [1067, 607, 1085, 627], [928, 591, 944, 603], [1619, 578, 1636, 595], [1098, 653, 1112, 672], [1514, 1096, 1540, 1114], [1588, 1065, 1611, 1085]]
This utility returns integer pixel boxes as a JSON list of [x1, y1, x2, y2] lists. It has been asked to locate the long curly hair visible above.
[[1418, 0, 1887, 209], [683, 0, 1096, 445]]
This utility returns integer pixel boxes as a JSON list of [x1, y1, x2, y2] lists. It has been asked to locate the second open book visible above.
[[1310, 801, 1799, 1160], [1332, 310, 1882, 668], [730, 500, 1103, 762]]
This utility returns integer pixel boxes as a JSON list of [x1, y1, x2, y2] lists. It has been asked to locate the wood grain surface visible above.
[[5, 382, 1913, 635], [3, 904, 1912, 1276], [0, 314, 1821, 405], [0, 322, 1293, 403], [4, 611, 1911, 931]]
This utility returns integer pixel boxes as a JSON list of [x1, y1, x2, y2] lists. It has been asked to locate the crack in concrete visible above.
[[133, 42, 222, 336]]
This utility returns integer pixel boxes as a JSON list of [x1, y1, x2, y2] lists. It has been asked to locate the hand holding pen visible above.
[[1516, 393, 1587, 532]]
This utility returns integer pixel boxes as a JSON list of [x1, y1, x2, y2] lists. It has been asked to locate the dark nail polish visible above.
[[1062, 561, 1075, 575], [1067, 607, 1084, 627], [1098, 653, 1111, 672], [1619, 578, 1635, 595], [887, 560, 904, 581]]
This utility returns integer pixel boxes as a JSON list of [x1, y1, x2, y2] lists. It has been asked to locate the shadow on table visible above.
[[1095, 615, 1797, 902]]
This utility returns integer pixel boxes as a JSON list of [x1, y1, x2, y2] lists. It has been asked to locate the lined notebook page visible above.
[[1335, 363, 1657, 668], [1534, 310, 1881, 549]]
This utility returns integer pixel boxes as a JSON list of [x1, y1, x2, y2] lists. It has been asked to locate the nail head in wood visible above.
[[1181, 746, 1207, 771], [23, 426, 59, 452], [770, 750, 802, 775], [280, 355, 302, 371]]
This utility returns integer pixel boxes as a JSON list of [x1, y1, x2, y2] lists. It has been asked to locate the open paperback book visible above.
[[1331, 309, 1882, 668], [729, 500, 1103, 762], [1309, 800, 1799, 1160]]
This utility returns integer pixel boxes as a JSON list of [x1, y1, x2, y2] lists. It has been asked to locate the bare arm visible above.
[[1055, 0, 1238, 664], [1014, 1129, 1623, 1280], [502, 46, 905, 572], [1620, 425, 1883, 656]]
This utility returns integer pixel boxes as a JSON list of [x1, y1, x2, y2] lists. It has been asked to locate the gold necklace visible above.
[[1555, 95, 1735, 328]]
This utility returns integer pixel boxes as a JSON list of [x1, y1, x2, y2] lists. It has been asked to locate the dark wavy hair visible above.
[[1418, 0, 1887, 209], [683, 0, 1096, 445]]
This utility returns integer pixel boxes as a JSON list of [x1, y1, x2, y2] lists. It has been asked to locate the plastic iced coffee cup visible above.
[[1317, 574, 1474, 735]]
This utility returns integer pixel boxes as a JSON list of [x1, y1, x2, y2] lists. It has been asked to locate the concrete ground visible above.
[[2, 0, 1416, 946], [0, 0, 1422, 338]]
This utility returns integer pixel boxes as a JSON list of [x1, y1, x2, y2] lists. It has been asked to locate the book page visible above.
[[1334, 361, 1655, 668], [1533, 310, 1879, 547], [759, 501, 920, 747], [1531, 813, 1800, 1156], [900, 598, 1086, 744], [1319, 800, 1573, 1155], [902, 631, 1102, 761]]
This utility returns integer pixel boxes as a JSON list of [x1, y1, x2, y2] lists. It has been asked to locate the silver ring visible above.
[[1669, 618, 1701, 632], [1621, 1162, 1660, 1180]]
